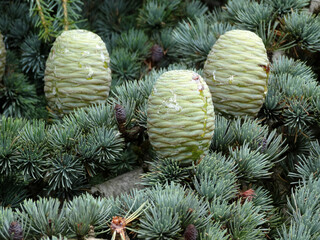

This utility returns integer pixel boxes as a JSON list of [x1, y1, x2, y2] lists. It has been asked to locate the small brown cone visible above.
[[8, 221, 24, 240], [184, 224, 198, 240]]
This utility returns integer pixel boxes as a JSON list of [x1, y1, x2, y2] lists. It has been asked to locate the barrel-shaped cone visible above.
[[44, 29, 111, 115], [147, 70, 215, 165], [203, 30, 269, 118]]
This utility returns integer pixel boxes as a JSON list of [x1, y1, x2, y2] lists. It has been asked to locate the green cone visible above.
[[0, 33, 6, 83], [147, 70, 215, 165], [44, 29, 111, 115], [203, 30, 269, 118]]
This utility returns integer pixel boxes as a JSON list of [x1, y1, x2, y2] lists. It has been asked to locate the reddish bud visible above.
[[239, 189, 256, 202]]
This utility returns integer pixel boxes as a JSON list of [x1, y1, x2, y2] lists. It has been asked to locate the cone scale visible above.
[[147, 70, 215, 165], [203, 30, 269, 118], [44, 29, 111, 115]]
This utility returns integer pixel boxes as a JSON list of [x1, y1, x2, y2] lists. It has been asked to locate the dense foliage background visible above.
[[0, 0, 320, 239]]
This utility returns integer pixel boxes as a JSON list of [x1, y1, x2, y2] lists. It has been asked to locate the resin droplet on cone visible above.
[[44, 29, 111, 115], [147, 70, 215, 165], [0, 33, 6, 83], [203, 30, 269, 118]]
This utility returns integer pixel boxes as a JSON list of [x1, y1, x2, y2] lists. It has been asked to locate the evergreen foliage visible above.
[[0, 0, 320, 239], [225, 0, 275, 31], [199, 222, 229, 240], [0, 207, 29, 240], [173, 17, 235, 67], [260, 55, 320, 175], [20, 34, 46, 79], [229, 200, 267, 239], [283, 11, 320, 52], [138, 182, 212, 239], [28, 0, 84, 42], [0, 104, 126, 200], [17, 197, 66, 238], [194, 152, 238, 201], [141, 157, 190, 186], [137, 0, 181, 33], [266, 0, 310, 15], [291, 140, 320, 180], [0, 176, 29, 208], [278, 177, 320, 239], [110, 48, 142, 83], [66, 194, 111, 238], [0, 73, 45, 119]]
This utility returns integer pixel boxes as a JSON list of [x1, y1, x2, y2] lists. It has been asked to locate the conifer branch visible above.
[[28, 0, 84, 42], [62, 0, 69, 30], [28, 0, 56, 42], [36, 0, 49, 37]]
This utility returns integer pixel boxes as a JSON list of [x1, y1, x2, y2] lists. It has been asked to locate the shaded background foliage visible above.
[[0, 0, 320, 239]]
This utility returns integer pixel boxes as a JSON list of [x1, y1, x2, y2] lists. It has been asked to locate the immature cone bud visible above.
[[8, 221, 24, 240], [44, 29, 111, 115], [239, 189, 256, 202], [203, 30, 269, 118], [151, 44, 164, 63], [184, 224, 198, 240], [147, 70, 215, 165], [115, 103, 126, 134], [0, 33, 6, 82], [115, 104, 126, 125]]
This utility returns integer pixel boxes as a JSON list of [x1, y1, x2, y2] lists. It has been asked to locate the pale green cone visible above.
[[203, 30, 269, 118], [0, 33, 6, 83], [147, 70, 215, 165], [44, 29, 111, 115]]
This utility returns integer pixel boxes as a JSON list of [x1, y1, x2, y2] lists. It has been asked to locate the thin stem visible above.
[[36, 0, 49, 36], [62, 0, 69, 30]]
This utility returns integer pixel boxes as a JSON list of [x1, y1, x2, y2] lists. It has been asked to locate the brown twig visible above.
[[62, 0, 69, 30], [36, 0, 49, 37]]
